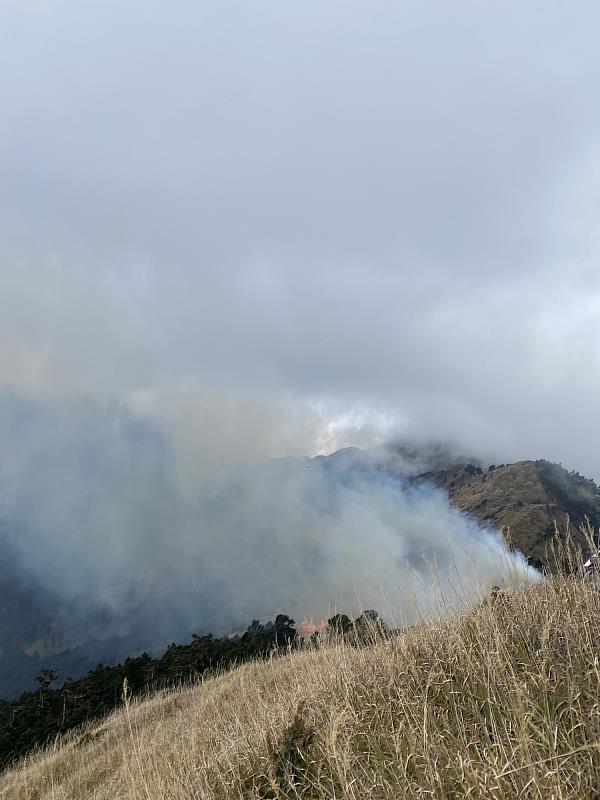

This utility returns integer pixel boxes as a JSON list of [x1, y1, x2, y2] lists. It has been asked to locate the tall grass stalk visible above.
[[1, 532, 599, 799]]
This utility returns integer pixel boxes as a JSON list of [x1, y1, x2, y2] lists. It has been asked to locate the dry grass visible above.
[[1, 574, 600, 799]]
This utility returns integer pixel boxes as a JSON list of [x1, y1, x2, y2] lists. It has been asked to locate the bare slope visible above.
[[2, 576, 599, 799]]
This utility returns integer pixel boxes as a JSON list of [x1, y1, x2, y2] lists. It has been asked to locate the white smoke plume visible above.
[[0, 393, 537, 663]]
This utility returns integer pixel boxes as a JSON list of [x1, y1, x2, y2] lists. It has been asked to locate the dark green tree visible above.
[[327, 613, 353, 635], [273, 614, 296, 645]]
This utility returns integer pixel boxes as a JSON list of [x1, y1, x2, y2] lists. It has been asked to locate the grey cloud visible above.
[[0, 1, 599, 478]]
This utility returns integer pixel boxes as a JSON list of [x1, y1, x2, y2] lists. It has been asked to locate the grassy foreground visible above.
[[1, 576, 599, 799]]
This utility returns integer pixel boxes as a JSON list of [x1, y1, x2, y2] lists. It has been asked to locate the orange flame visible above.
[[297, 618, 328, 636]]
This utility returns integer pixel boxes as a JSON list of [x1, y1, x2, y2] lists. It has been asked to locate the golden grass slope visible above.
[[426, 460, 600, 569], [2, 576, 600, 799]]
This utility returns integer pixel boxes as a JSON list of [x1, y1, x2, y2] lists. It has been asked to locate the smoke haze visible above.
[[0, 395, 535, 654]]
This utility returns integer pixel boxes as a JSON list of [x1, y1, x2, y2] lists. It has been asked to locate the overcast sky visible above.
[[1, 2, 600, 478]]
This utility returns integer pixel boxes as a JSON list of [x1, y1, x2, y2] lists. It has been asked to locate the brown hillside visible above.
[[2, 578, 600, 799], [417, 460, 600, 569]]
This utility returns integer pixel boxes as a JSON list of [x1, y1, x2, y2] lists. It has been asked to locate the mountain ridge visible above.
[[414, 459, 600, 569]]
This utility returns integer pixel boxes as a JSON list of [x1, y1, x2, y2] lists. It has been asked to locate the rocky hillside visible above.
[[417, 459, 600, 569]]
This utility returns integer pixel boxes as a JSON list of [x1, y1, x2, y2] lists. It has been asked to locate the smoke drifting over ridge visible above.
[[0, 394, 536, 662]]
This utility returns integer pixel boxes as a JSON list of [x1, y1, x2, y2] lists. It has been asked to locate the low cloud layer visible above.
[[0, 2, 599, 477]]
